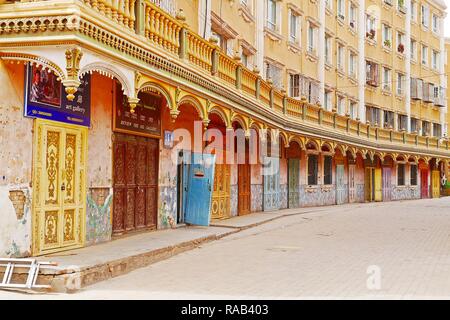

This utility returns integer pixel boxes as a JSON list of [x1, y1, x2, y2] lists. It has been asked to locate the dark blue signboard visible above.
[[24, 64, 91, 127]]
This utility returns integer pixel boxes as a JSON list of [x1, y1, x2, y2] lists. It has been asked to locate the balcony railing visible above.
[[2, 0, 449, 155]]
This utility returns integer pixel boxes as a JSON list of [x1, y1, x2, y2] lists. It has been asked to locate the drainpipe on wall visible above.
[[405, 0, 412, 133], [199, 0, 212, 40], [318, 0, 325, 107], [255, 0, 265, 75], [357, 0, 366, 123], [439, 14, 447, 137]]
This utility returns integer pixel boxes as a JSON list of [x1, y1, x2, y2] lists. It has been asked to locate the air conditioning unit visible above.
[[411, 78, 423, 100], [423, 82, 435, 103], [435, 86, 446, 107]]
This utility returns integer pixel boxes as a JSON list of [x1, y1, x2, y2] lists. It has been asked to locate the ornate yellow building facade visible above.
[[0, 0, 448, 257]]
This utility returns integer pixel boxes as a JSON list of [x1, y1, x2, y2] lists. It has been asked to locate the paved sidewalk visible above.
[[26, 204, 336, 292], [2, 199, 443, 294]]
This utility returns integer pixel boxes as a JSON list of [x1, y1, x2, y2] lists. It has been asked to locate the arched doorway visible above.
[[207, 112, 231, 220], [232, 120, 251, 216], [365, 154, 383, 202], [286, 140, 302, 208], [263, 132, 282, 211], [173, 102, 204, 224], [418, 158, 429, 199], [382, 155, 394, 202], [334, 146, 347, 205], [112, 82, 163, 235]]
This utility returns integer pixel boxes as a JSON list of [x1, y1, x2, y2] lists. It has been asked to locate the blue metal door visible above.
[[184, 153, 216, 226]]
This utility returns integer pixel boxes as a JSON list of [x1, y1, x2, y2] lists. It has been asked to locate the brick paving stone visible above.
[[1, 198, 450, 299]]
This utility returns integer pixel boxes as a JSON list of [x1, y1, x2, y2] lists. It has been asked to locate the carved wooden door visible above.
[[348, 164, 356, 203], [211, 164, 231, 219], [421, 169, 429, 198], [288, 159, 300, 208], [238, 163, 251, 215], [382, 167, 392, 202], [32, 119, 87, 256], [113, 134, 158, 234]]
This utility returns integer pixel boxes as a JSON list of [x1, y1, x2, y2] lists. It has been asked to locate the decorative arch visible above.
[[395, 154, 408, 163], [177, 94, 206, 120], [321, 141, 334, 153], [346, 146, 357, 160], [279, 131, 290, 148], [138, 81, 175, 110], [0, 52, 65, 80], [288, 135, 306, 150], [305, 138, 320, 152], [81, 62, 132, 97], [208, 105, 231, 128], [334, 144, 347, 157], [373, 151, 385, 162], [230, 113, 249, 131]]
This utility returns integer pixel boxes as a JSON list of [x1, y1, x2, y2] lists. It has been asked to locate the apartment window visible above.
[[410, 39, 417, 60], [383, 110, 394, 129], [324, 90, 332, 111], [421, 45, 428, 65], [382, 67, 391, 91], [307, 23, 318, 54], [349, 52, 357, 77], [289, 74, 301, 98], [337, 0, 345, 19], [433, 123, 442, 137], [325, 0, 332, 10], [411, 118, 419, 133], [308, 155, 318, 185], [349, 101, 357, 119], [150, 0, 177, 16], [241, 52, 249, 68], [432, 50, 439, 70], [410, 164, 418, 186], [366, 106, 380, 126], [397, 32, 405, 54], [266, 0, 278, 31], [432, 14, 439, 33], [349, 3, 357, 29], [398, 114, 407, 131], [289, 9, 300, 44], [366, 15, 376, 40], [212, 32, 226, 52], [397, 164, 405, 186], [366, 61, 379, 87], [323, 156, 333, 185], [304, 79, 319, 104], [411, 1, 418, 22], [337, 44, 345, 71], [265, 62, 282, 89], [422, 121, 431, 136], [397, 0, 406, 13], [382, 24, 392, 48], [337, 95, 345, 115], [397, 73, 405, 96], [325, 35, 332, 65], [421, 5, 429, 28]]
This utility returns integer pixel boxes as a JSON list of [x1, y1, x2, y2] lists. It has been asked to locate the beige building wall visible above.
[[170, 0, 447, 135]]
